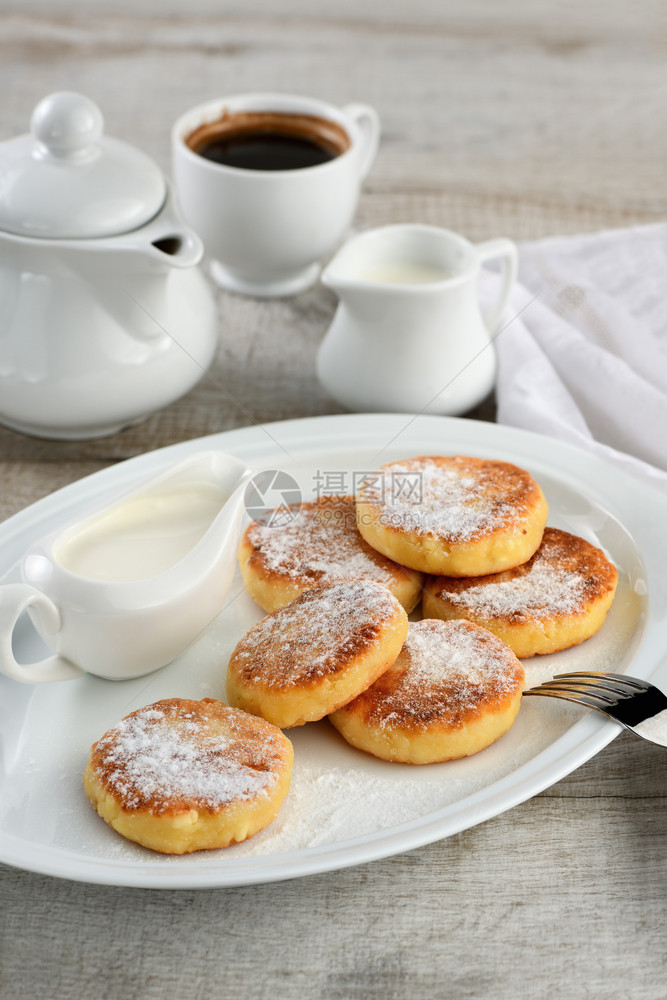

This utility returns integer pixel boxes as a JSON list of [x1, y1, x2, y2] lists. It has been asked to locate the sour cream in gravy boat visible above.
[[0, 451, 252, 683]]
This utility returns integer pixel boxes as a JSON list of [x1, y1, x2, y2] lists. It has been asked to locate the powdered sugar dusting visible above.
[[245, 496, 400, 584], [445, 560, 586, 618], [405, 620, 517, 688], [435, 527, 616, 621], [359, 456, 534, 540], [231, 580, 401, 686], [371, 619, 523, 726], [94, 702, 281, 813]]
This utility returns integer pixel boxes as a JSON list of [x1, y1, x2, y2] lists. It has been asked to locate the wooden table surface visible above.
[[1, 3, 665, 998]]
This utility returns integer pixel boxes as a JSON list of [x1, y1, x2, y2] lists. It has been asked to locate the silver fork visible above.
[[523, 671, 667, 747]]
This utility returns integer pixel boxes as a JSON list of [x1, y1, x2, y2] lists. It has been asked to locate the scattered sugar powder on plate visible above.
[[233, 763, 470, 853], [94, 702, 281, 813]]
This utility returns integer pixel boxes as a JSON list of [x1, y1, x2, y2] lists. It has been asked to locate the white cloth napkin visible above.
[[494, 222, 667, 496]]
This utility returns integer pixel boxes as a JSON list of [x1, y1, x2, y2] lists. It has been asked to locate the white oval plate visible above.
[[1, 414, 665, 889]]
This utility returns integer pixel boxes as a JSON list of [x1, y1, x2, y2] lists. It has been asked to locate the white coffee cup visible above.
[[171, 93, 380, 298]]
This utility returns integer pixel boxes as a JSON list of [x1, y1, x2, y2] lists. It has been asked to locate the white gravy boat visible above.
[[0, 451, 251, 684], [317, 224, 518, 415]]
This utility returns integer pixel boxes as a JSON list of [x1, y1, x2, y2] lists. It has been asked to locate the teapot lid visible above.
[[0, 92, 166, 238]]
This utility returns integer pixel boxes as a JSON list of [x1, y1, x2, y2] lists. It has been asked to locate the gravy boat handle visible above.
[[475, 238, 519, 335], [0, 584, 84, 684]]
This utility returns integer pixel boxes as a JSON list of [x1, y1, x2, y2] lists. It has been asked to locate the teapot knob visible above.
[[31, 91, 103, 160]]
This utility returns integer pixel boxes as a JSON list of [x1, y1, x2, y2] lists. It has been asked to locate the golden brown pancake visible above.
[[238, 495, 423, 613], [226, 580, 409, 729], [329, 618, 525, 764], [355, 455, 548, 576], [83, 698, 293, 854], [422, 527, 618, 657]]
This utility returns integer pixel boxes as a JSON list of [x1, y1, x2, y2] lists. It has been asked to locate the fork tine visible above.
[[522, 687, 616, 712], [554, 671, 650, 692], [549, 679, 628, 701], [526, 681, 618, 707], [524, 673, 667, 747]]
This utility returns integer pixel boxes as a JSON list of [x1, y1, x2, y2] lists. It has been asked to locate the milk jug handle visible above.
[[0, 584, 83, 684], [475, 238, 519, 335], [343, 103, 381, 180]]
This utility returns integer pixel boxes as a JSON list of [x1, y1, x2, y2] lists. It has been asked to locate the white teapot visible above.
[[0, 92, 217, 439]]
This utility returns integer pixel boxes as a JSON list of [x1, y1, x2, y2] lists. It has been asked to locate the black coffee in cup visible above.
[[185, 111, 350, 171]]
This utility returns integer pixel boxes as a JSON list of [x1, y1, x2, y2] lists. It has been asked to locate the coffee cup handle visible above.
[[0, 584, 84, 684], [475, 238, 519, 334], [343, 103, 381, 180]]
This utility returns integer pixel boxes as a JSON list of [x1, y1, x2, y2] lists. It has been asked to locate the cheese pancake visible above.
[[422, 527, 618, 657], [355, 455, 548, 576], [83, 698, 293, 854], [329, 619, 524, 764], [227, 580, 408, 729], [239, 495, 422, 613]]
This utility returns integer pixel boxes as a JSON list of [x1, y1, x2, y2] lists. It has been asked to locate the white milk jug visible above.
[[317, 224, 518, 415]]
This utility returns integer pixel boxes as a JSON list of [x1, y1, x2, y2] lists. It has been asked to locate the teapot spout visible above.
[[111, 185, 204, 269], [147, 229, 202, 268]]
